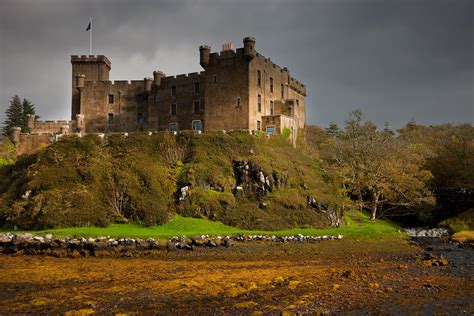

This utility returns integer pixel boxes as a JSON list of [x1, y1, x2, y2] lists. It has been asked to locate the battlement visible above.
[[71, 55, 111, 68], [163, 72, 204, 81], [83, 80, 146, 89], [289, 77, 306, 96]]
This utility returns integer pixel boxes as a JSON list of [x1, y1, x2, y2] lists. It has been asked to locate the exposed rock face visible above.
[[307, 195, 341, 228], [0, 232, 344, 257], [232, 160, 275, 197]]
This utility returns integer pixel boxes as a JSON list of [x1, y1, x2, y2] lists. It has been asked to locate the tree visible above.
[[325, 110, 433, 220], [3, 95, 23, 136], [325, 122, 342, 138], [2, 95, 36, 136]]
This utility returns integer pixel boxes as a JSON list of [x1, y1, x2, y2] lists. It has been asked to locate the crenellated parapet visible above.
[[71, 55, 111, 69]]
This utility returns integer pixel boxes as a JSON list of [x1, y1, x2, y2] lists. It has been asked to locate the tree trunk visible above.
[[370, 192, 379, 221]]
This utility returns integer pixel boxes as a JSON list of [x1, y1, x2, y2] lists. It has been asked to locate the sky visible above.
[[0, 0, 473, 129]]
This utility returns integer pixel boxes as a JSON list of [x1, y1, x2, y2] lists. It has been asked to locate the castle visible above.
[[11, 37, 307, 155]]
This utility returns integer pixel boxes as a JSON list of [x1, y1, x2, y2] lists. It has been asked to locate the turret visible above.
[[75, 74, 85, 91], [11, 127, 21, 144], [243, 37, 256, 61], [144, 77, 153, 93], [199, 45, 211, 69], [153, 70, 165, 86], [26, 114, 35, 131]]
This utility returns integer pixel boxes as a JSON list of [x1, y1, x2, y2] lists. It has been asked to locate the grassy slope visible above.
[[1, 211, 402, 239]]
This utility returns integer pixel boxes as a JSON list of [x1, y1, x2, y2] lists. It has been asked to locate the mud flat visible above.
[[0, 237, 472, 315]]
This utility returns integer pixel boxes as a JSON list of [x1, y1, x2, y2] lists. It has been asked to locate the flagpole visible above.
[[89, 17, 92, 55]]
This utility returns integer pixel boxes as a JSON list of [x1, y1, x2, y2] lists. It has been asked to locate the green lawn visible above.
[[1, 211, 403, 239]]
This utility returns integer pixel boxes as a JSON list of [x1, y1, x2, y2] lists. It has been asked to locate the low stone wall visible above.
[[16, 133, 53, 156], [0, 232, 344, 257]]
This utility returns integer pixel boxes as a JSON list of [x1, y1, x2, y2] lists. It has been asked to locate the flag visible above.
[[86, 21, 91, 31]]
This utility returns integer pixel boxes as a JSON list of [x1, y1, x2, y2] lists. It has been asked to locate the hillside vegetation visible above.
[[0, 131, 344, 230]]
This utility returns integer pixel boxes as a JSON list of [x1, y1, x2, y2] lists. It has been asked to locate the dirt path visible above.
[[1, 238, 472, 315]]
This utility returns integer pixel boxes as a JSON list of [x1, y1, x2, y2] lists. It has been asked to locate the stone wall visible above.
[[15, 133, 53, 156], [79, 80, 149, 133], [202, 48, 251, 131], [31, 120, 71, 134], [153, 72, 204, 131], [248, 52, 306, 131]]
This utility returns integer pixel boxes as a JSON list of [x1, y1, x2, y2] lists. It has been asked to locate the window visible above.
[[213, 75, 218, 83], [171, 85, 177, 96], [270, 77, 273, 93], [257, 120, 261, 131], [194, 82, 200, 93], [270, 101, 274, 115], [296, 99, 299, 106], [108, 113, 114, 125], [257, 70, 261, 87], [236, 97, 241, 108], [170, 104, 177, 116], [257, 94, 261, 112], [193, 101, 200, 114], [281, 84, 284, 99], [192, 120, 202, 131], [108, 94, 114, 104], [169, 122, 178, 132], [266, 126, 275, 135], [137, 112, 144, 124]]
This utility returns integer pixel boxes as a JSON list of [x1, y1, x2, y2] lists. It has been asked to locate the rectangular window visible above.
[[192, 120, 202, 131], [108, 94, 114, 104], [169, 122, 178, 132], [257, 95, 261, 112], [236, 97, 241, 108], [171, 86, 177, 96], [281, 84, 284, 99], [170, 104, 177, 116], [266, 126, 275, 135], [194, 82, 200, 93], [270, 77, 273, 93], [213, 75, 218, 83], [108, 113, 114, 125], [257, 70, 261, 87], [137, 112, 144, 124], [193, 101, 200, 114], [270, 101, 274, 115], [296, 99, 299, 106], [257, 120, 261, 131]]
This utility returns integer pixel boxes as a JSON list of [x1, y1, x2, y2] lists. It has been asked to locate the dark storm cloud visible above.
[[1, 0, 472, 128]]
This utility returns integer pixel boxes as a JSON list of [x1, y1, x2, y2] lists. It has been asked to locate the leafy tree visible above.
[[0, 138, 16, 167], [2, 95, 36, 136], [325, 110, 433, 220]]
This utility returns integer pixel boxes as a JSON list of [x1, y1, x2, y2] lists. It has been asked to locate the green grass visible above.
[[440, 208, 474, 233], [1, 210, 403, 240]]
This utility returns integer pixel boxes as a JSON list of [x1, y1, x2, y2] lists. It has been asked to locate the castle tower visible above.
[[243, 37, 256, 61], [70, 55, 111, 119]]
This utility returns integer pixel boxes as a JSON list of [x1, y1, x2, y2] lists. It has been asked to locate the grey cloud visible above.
[[1, 0, 472, 129]]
